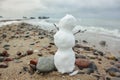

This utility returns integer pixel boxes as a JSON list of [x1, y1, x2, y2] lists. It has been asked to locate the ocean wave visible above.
[[73, 25, 120, 38]]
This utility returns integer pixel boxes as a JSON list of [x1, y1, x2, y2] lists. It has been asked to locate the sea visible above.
[[0, 17, 120, 57]]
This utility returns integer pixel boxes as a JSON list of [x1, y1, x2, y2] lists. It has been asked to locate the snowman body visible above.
[[54, 15, 76, 73]]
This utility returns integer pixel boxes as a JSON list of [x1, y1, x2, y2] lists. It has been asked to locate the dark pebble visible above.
[[0, 62, 8, 68], [0, 57, 4, 62], [27, 50, 33, 55]]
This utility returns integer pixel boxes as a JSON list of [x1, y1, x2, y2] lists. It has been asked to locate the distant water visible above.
[[48, 18, 120, 38]]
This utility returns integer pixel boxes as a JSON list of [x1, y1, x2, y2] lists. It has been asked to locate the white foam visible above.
[[73, 25, 120, 38]]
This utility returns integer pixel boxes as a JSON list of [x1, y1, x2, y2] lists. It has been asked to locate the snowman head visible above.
[[58, 14, 77, 31]]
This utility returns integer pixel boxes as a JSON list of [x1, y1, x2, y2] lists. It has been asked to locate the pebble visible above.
[[99, 41, 106, 47], [30, 43, 35, 45], [16, 51, 22, 56], [106, 67, 120, 77], [105, 54, 116, 60], [74, 44, 81, 48], [75, 54, 86, 59], [75, 58, 91, 68], [0, 57, 5, 62], [4, 57, 13, 61], [36, 56, 55, 73], [30, 59, 38, 65], [27, 49, 33, 55], [3, 44, 10, 48], [93, 50, 104, 56], [0, 62, 8, 68], [33, 50, 39, 53], [1, 50, 9, 57], [87, 54, 96, 59]]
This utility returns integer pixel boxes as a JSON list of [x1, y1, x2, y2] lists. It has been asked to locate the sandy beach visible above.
[[0, 22, 120, 80]]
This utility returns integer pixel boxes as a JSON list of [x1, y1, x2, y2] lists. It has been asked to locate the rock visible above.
[[4, 47, 9, 50], [75, 54, 86, 59], [33, 50, 39, 53], [16, 51, 22, 56], [105, 54, 116, 60], [4, 57, 13, 61], [82, 40, 88, 43], [93, 50, 104, 56], [27, 49, 33, 55], [36, 56, 55, 73], [49, 51, 55, 55], [88, 62, 98, 74], [49, 42, 55, 45], [2, 33, 7, 38], [87, 54, 96, 59], [75, 59, 91, 68], [23, 66, 29, 72], [83, 46, 91, 51], [30, 59, 38, 65], [37, 53, 42, 56], [30, 43, 35, 45], [3, 44, 10, 48], [106, 67, 120, 77], [0, 57, 5, 62], [0, 50, 9, 57], [0, 62, 8, 68], [99, 41, 106, 47], [24, 34, 30, 38], [74, 44, 81, 48]]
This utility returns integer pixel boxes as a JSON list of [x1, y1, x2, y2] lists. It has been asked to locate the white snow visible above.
[[54, 14, 76, 73]]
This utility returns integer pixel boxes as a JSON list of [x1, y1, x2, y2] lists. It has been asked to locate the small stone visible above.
[[49, 51, 55, 55], [4, 57, 13, 61], [75, 54, 86, 59], [82, 40, 88, 43], [88, 62, 98, 74], [87, 54, 96, 59], [1, 50, 9, 57], [27, 49, 33, 55], [4, 47, 9, 50], [83, 46, 91, 51], [49, 43, 55, 45], [99, 41, 106, 47], [37, 53, 42, 56], [3, 44, 10, 48], [105, 54, 116, 60], [23, 66, 29, 72], [93, 50, 104, 56], [0, 62, 8, 68], [36, 56, 55, 73], [106, 67, 120, 77], [0, 57, 5, 62], [75, 59, 91, 68], [33, 50, 39, 53], [30, 43, 35, 45], [74, 44, 81, 48], [16, 51, 22, 56], [30, 59, 38, 65]]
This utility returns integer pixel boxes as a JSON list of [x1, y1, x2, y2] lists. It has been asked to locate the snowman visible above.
[[54, 14, 77, 74]]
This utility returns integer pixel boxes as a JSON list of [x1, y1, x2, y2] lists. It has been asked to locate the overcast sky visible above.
[[0, 0, 120, 18]]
